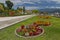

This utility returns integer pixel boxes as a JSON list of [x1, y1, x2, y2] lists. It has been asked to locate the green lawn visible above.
[[0, 16, 60, 40]]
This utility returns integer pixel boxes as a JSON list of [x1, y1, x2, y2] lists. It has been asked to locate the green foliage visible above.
[[17, 7, 23, 10], [23, 6, 25, 14], [5, 0, 13, 9], [0, 3, 5, 12], [32, 10, 39, 13]]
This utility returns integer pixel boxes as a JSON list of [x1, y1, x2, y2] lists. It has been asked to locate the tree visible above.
[[32, 10, 39, 14], [16, 7, 23, 15], [5, 0, 13, 9], [17, 7, 23, 11], [23, 6, 25, 14], [0, 3, 4, 12]]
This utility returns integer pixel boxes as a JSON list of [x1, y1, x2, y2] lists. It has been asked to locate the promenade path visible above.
[[0, 15, 35, 29]]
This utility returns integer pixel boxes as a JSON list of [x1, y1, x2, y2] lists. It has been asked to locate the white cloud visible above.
[[52, 0, 60, 2], [21, 0, 40, 2], [0, 0, 5, 3], [0, 0, 40, 3], [23, 2, 35, 4], [25, 6, 39, 10], [11, 0, 22, 4], [0, 0, 60, 4], [20, 0, 30, 2], [0, 0, 35, 5], [51, 0, 60, 3], [0, 0, 22, 3], [45, 6, 60, 9]]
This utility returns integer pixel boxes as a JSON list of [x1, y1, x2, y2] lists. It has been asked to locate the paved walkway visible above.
[[0, 15, 35, 29]]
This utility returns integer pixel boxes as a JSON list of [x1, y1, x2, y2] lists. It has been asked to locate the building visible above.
[[54, 12, 60, 17]]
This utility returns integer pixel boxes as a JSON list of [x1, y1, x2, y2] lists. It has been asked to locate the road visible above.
[[0, 15, 35, 29]]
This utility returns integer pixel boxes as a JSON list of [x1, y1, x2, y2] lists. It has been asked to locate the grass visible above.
[[0, 16, 60, 40]]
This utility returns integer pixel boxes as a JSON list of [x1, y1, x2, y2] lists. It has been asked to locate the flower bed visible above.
[[35, 21, 51, 26], [15, 20, 51, 38], [39, 16, 51, 19], [15, 24, 44, 38]]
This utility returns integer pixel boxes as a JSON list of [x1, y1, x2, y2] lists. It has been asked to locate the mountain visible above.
[[40, 8, 60, 13]]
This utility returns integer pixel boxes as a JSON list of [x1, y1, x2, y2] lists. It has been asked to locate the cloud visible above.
[[49, 6, 60, 8], [11, 0, 22, 4], [21, 0, 40, 2], [0, 0, 60, 4], [0, 0, 22, 3], [23, 2, 35, 4], [52, 0, 60, 2], [0, 0, 5, 3], [25, 6, 39, 10]]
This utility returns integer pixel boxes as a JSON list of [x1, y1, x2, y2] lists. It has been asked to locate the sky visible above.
[[0, 0, 60, 10]]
